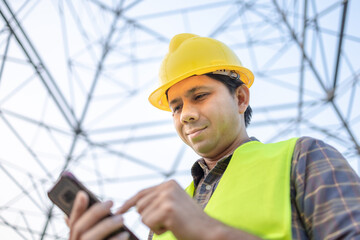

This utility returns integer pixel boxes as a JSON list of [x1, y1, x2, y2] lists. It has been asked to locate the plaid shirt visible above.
[[149, 137, 360, 239]]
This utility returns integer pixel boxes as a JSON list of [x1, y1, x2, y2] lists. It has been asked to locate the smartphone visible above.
[[48, 171, 139, 240]]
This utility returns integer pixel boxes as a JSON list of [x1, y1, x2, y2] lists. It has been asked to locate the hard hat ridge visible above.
[[168, 33, 198, 53]]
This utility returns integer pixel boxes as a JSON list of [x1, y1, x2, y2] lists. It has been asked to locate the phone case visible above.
[[48, 171, 139, 240]]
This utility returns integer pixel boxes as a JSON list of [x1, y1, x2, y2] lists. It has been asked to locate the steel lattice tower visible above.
[[0, 0, 359, 239]]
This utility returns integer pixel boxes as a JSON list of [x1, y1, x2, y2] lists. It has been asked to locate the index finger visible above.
[[117, 186, 156, 214]]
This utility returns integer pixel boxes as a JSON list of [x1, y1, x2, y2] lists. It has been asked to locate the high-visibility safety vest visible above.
[[153, 138, 298, 240]]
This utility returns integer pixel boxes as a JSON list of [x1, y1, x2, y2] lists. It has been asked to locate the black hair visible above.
[[205, 73, 252, 128]]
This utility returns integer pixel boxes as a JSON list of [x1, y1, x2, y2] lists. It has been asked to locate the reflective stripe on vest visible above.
[[153, 138, 298, 240]]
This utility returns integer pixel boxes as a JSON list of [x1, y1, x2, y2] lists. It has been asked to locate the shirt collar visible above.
[[190, 137, 259, 186]]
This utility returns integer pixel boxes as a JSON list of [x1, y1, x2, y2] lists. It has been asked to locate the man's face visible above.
[[167, 75, 246, 160]]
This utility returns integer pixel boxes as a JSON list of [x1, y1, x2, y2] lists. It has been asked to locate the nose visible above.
[[180, 103, 199, 124]]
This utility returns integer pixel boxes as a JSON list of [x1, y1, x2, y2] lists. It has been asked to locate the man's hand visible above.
[[118, 180, 262, 240], [117, 180, 217, 239], [66, 191, 129, 240], [118, 180, 209, 238]]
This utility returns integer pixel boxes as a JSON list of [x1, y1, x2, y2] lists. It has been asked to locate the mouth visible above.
[[186, 127, 207, 139]]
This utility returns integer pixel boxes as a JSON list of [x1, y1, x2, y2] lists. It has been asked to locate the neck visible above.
[[203, 132, 250, 170]]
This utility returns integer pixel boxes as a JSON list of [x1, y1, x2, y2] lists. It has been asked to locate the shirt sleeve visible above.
[[291, 137, 360, 239]]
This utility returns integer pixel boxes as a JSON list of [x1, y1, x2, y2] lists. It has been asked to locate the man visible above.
[[67, 34, 360, 240]]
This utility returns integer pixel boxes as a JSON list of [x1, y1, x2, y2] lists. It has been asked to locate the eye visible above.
[[194, 93, 208, 101], [172, 104, 182, 114]]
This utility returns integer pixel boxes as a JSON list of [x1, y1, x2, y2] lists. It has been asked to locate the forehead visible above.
[[167, 75, 220, 98]]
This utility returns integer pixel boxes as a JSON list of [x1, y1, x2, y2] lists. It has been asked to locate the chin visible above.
[[192, 145, 214, 158]]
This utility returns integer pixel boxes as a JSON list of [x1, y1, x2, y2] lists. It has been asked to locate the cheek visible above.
[[214, 101, 239, 131], [173, 118, 185, 138]]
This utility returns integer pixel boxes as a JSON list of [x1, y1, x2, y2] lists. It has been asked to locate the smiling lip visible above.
[[186, 127, 206, 138]]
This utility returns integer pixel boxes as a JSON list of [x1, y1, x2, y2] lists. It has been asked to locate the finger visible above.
[[143, 206, 168, 235], [64, 215, 70, 227], [81, 214, 126, 240], [70, 200, 113, 240], [117, 186, 157, 214], [69, 191, 89, 228], [137, 180, 179, 217], [109, 231, 130, 240], [139, 195, 169, 234], [135, 189, 159, 214]]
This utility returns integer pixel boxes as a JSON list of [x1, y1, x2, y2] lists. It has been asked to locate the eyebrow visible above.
[[169, 86, 212, 106]]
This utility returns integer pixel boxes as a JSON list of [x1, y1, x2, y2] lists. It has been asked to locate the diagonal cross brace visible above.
[[0, 0, 78, 128], [272, 0, 360, 156]]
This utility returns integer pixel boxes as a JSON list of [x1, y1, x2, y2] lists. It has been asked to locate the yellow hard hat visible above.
[[148, 33, 254, 111]]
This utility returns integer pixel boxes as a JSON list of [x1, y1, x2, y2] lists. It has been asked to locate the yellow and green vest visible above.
[[154, 138, 298, 240]]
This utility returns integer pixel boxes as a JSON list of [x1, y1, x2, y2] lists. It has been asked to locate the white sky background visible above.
[[0, 0, 359, 239]]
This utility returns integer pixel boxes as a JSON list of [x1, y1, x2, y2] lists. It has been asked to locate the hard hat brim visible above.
[[148, 65, 254, 112]]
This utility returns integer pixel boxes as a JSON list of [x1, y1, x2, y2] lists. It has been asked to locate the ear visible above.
[[235, 85, 250, 114]]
